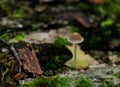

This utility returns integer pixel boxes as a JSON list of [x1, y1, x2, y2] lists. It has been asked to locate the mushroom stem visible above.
[[73, 43, 77, 69]]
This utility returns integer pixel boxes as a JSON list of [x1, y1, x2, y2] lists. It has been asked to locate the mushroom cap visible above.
[[67, 32, 84, 44]]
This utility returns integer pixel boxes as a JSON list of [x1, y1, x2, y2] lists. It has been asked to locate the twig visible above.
[[10, 46, 22, 72], [1, 68, 9, 81]]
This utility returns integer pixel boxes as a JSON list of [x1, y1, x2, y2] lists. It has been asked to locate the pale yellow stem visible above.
[[73, 43, 77, 69]]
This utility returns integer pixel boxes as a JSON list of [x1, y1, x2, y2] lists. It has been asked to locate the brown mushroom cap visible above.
[[67, 32, 84, 43]]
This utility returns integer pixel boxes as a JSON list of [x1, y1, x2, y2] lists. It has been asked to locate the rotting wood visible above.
[[17, 44, 43, 75]]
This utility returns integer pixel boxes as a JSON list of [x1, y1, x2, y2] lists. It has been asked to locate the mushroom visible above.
[[67, 32, 84, 68]]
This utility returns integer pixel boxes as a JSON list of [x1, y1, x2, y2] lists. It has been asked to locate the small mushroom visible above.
[[67, 32, 84, 69]]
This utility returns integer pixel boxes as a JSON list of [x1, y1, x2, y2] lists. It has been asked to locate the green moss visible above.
[[75, 75, 94, 87], [14, 32, 26, 41], [70, 25, 79, 33], [18, 75, 70, 87], [55, 37, 70, 48], [115, 72, 120, 79], [0, 33, 11, 41]]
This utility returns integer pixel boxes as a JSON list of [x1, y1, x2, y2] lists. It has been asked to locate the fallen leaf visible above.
[[65, 45, 99, 69], [13, 73, 27, 81]]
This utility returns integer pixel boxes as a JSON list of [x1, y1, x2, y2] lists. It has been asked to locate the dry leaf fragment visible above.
[[13, 73, 26, 81], [65, 45, 99, 69]]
